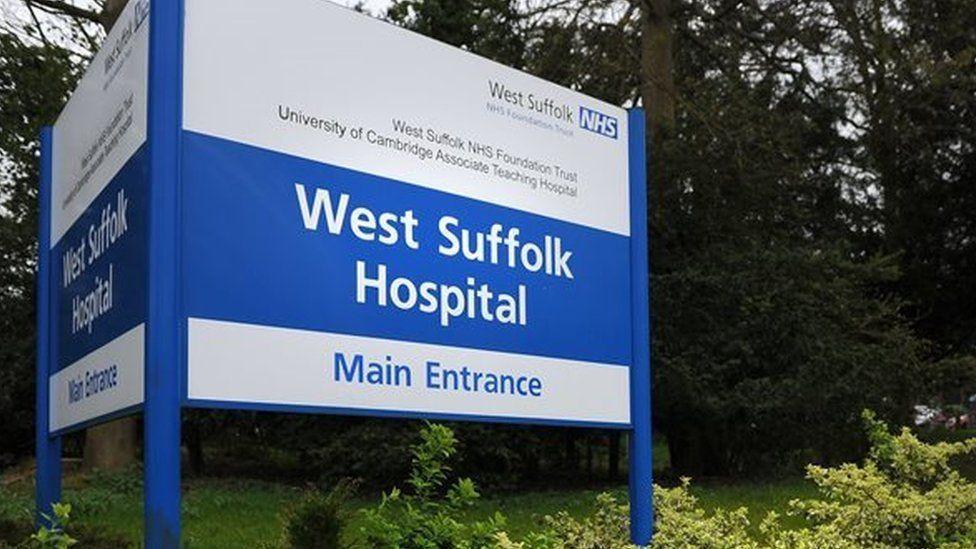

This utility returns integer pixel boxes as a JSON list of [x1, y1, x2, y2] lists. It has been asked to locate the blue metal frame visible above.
[[185, 398, 632, 430], [144, 0, 184, 546], [627, 108, 653, 545], [35, 126, 61, 527]]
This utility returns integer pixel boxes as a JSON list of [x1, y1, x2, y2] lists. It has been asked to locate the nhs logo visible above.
[[579, 106, 619, 139]]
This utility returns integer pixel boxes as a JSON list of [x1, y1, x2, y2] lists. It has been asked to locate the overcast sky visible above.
[[0, 0, 393, 53]]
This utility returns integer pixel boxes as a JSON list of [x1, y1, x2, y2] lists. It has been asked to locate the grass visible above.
[[6, 423, 972, 546], [0, 473, 818, 547]]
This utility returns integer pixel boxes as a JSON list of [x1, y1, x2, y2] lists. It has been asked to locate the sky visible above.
[[1, 0, 393, 53]]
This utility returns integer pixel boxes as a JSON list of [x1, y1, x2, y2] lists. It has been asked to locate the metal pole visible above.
[[35, 126, 62, 527], [144, 0, 184, 545], [627, 108, 653, 545]]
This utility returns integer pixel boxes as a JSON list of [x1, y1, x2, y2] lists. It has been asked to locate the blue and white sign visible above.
[[48, 0, 150, 433], [37, 0, 652, 542], [181, 0, 633, 426]]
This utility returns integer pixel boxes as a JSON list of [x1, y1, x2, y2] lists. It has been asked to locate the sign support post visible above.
[[144, 0, 183, 546], [627, 108, 653, 545], [35, 126, 61, 527]]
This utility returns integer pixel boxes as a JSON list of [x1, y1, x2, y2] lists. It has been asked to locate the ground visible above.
[[7, 431, 969, 547], [0, 473, 818, 547]]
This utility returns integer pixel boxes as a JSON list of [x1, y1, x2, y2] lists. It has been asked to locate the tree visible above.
[[0, 32, 77, 465], [387, 0, 527, 69], [23, 0, 127, 33], [831, 0, 976, 357]]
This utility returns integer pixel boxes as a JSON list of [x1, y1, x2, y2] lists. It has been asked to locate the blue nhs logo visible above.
[[578, 106, 619, 139]]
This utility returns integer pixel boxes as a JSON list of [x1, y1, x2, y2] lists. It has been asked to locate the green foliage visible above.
[[30, 503, 77, 549], [0, 486, 32, 548], [925, 355, 976, 407], [783, 411, 976, 548], [656, 243, 926, 474], [0, 33, 78, 464], [532, 493, 633, 549], [499, 412, 976, 548], [280, 480, 357, 549], [86, 464, 143, 495], [387, 0, 526, 69], [357, 423, 505, 548]]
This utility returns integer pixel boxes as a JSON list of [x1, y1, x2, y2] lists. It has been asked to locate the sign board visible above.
[[47, 0, 150, 433], [36, 0, 652, 544], [180, 0, 632, 426]]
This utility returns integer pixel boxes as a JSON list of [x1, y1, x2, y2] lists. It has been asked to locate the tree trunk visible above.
[[99, 0, 128, 31], [608, 431, 621, 480], [82, 417, 138, 472], [186, 420, 204, 476], [638, 0, 676, 233], [666, 417, 729, 477], [585, 437, 594, 478], [563, 431, 578, 475]]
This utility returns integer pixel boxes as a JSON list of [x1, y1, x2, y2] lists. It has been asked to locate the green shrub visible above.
[[280, 479, 357, 549], [29, 503, 77, 548], [501, 410, 976, 548], [0, 488, 30, 547], [357, 423, 504, 548]]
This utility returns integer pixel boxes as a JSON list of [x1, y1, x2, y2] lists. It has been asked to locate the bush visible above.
[[356, 423, 504, 548], [280, 479, 357, 549], [502, 410, 976, 548], [0, 491, 134, 549], [30, 503, 77, 548]]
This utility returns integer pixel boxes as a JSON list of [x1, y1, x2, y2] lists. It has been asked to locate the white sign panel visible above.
[[51, 0, 149, 247], [49, 324, 145, 433], [182, 0, 629, 236], [189, 318, 630, 424]]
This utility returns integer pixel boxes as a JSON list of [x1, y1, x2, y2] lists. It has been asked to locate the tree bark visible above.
[[608, 431, 621, 480], [667, 416, 730, 477], [26, 0, 127, 31], [82, 417, 138, 472], [585, 437, 594, 478], [638, 0, 676, 233], [563, 431, 578, 474], [99, 0, 128, 31], [186, 420, 204, 476]]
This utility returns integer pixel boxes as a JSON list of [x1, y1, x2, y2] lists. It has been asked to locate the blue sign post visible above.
[[36, 0, 652, 546], [35, 128, 61, 526], [143, 0, 183, 545], [627, 110, 653, 544]]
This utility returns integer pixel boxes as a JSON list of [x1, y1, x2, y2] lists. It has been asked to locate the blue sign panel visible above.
[[182, 133, 629, 365], [53, 148, 148, 371]]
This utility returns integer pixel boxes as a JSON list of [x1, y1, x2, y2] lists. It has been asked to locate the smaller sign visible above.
[[48, 0, 150, 433], [49, 324, 144, 433]]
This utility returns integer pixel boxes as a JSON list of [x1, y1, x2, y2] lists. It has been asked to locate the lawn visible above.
[[0, 473, 819, 547]]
